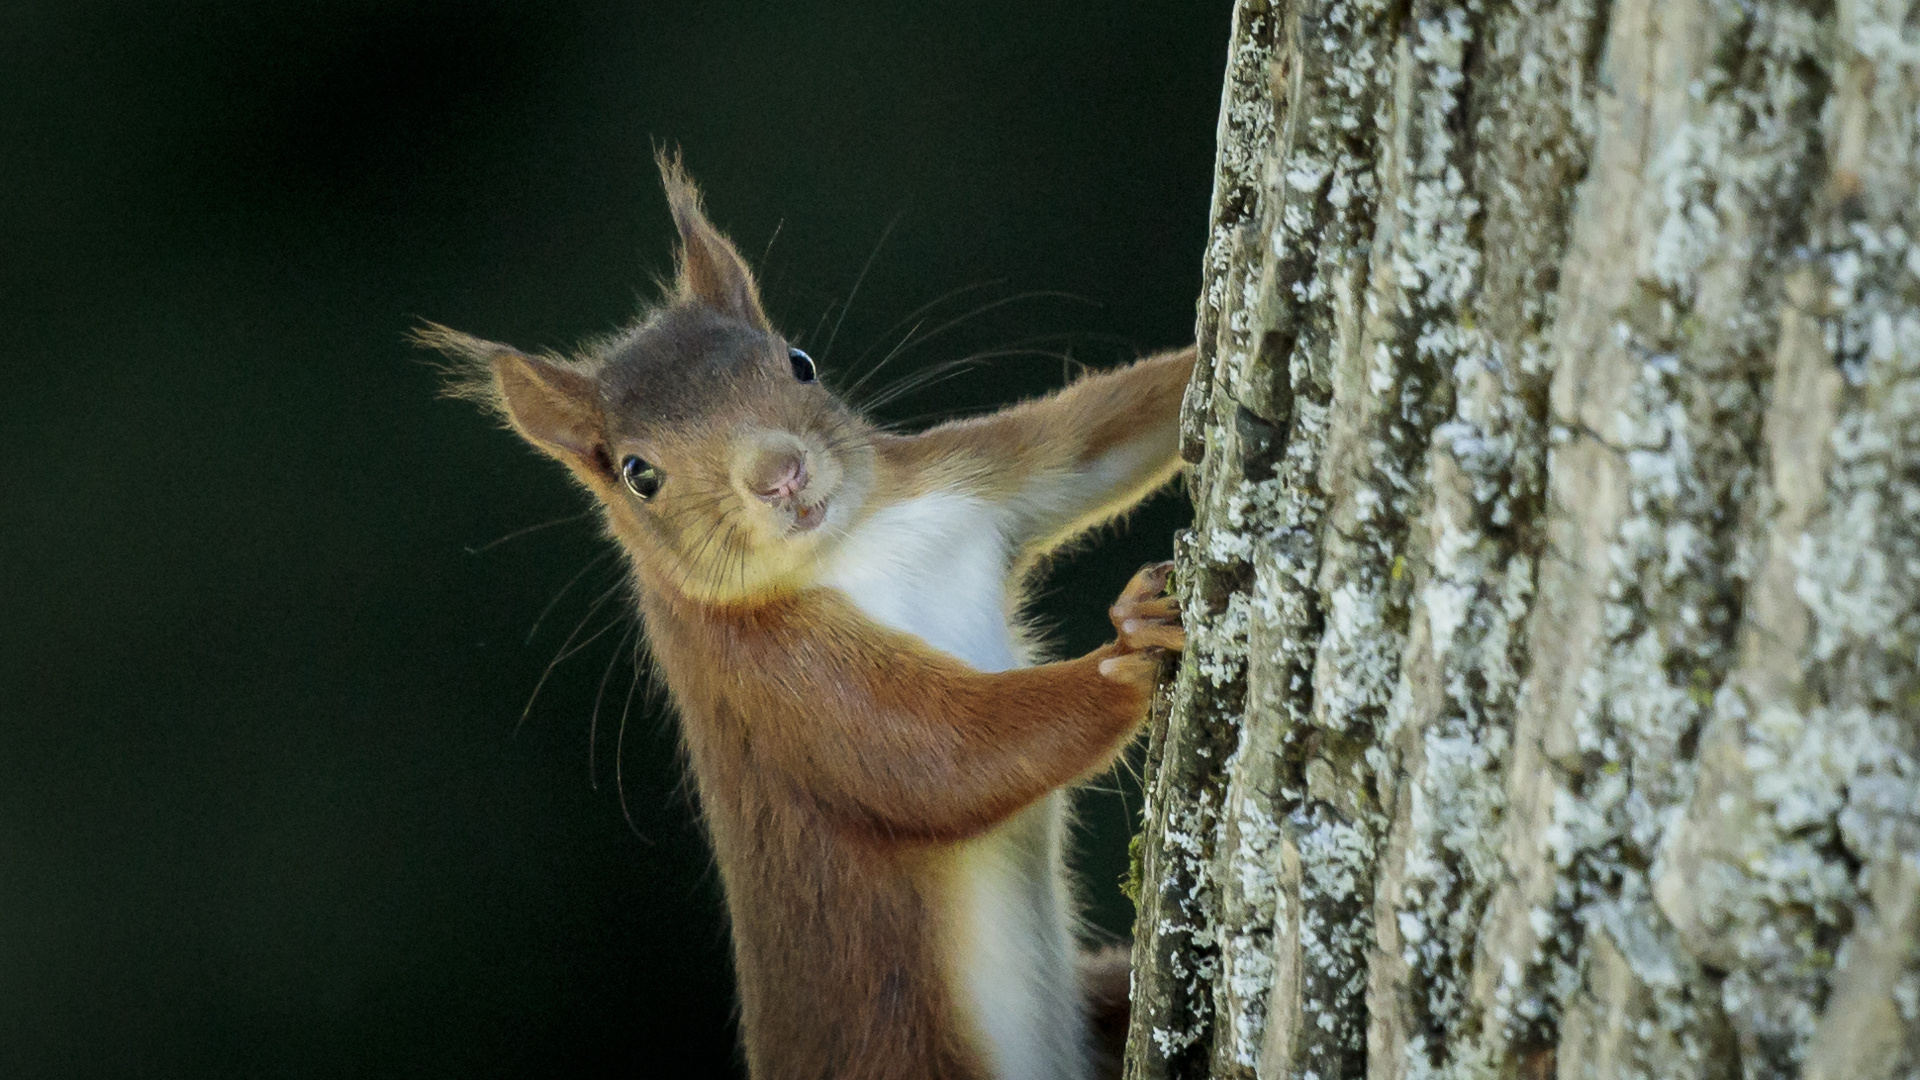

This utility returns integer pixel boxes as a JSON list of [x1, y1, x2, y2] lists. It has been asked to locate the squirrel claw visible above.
[[1100, 561, 1183, 688], [1110, 561, 1182, 648]]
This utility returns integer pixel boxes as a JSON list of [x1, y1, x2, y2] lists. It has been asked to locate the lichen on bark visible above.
[[1127, 1, 1920, 1079]]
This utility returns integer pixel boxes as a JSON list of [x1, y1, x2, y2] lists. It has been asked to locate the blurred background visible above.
[[1, 2, 1227, 1075]]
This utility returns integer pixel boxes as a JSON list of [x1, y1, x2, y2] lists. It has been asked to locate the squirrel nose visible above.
[[747, 453, 808, 502]]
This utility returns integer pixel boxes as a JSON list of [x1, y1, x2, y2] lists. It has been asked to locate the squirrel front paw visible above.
[[1097, 561, 1184, 686]]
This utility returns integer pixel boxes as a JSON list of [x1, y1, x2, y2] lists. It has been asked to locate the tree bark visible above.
[[1126, 2, 1920, 1079]]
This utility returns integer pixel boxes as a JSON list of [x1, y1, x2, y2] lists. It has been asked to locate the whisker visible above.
[[615, 633, 654, 844], [464, 510, 596, 556], [859, 346, 1083, 413], [549, 613, 625, 667], [760, 217, 785, 265], [860, 369, 981, 414], [822, 210, 904, 363], [859, 359, 1002, 413], [658, 490, 737, 527], [675, 505, 739, 596], [843, 294, 1095, 406], [517, 577, 627, 735], [859, 353, 990, 401], [868, 289, 1098, 373], [843, 278, 1007, 376], [526, 549, 618, 646], [658, 486, 735, 524], [846, 330, 1141, 422], [799, 299, 839, 351], [840, 317, 927, 400], [589, 622, 638, 791], [728, 522, 748, 596]]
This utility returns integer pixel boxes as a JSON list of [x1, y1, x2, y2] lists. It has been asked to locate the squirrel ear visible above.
[[656, 148, 769, 327], [415, 323, 608, 472], [490, 352, 605, 466]]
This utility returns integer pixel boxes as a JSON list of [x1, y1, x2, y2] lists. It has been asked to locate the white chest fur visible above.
[[820, 492, 1090, 1080], [821, 491, 1021, 672]]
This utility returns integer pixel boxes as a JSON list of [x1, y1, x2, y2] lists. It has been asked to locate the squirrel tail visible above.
[[1079, 942, 1133, 1079]]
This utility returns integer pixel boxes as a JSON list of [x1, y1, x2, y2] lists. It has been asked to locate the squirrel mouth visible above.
[[790, 500, 827, 534]]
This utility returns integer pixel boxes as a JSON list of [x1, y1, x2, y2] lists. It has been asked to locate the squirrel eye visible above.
[[621, 456, 663, 501], [788, 347, 818, 384]]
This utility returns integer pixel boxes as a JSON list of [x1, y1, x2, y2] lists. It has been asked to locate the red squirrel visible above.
[[421, 154, 1193, 1080]]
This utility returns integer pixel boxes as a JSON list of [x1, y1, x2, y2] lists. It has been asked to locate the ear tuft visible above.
[[412, 321, 519, 417], [412, 321, 606, 466], [655, 147, 769, 326]]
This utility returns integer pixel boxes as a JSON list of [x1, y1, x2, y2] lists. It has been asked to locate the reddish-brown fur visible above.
[[422, 152, 1192, 1080], [640, 585, 1157, 1079]]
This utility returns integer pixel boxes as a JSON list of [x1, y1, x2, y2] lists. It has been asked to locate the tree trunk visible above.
[[1125, 1, 1920, 1078]]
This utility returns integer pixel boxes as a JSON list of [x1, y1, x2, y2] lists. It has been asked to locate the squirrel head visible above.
[[422, 151, 879, 604]]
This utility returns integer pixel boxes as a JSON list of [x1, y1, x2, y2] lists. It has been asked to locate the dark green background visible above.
[[2, 3, 1227, 1076]]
